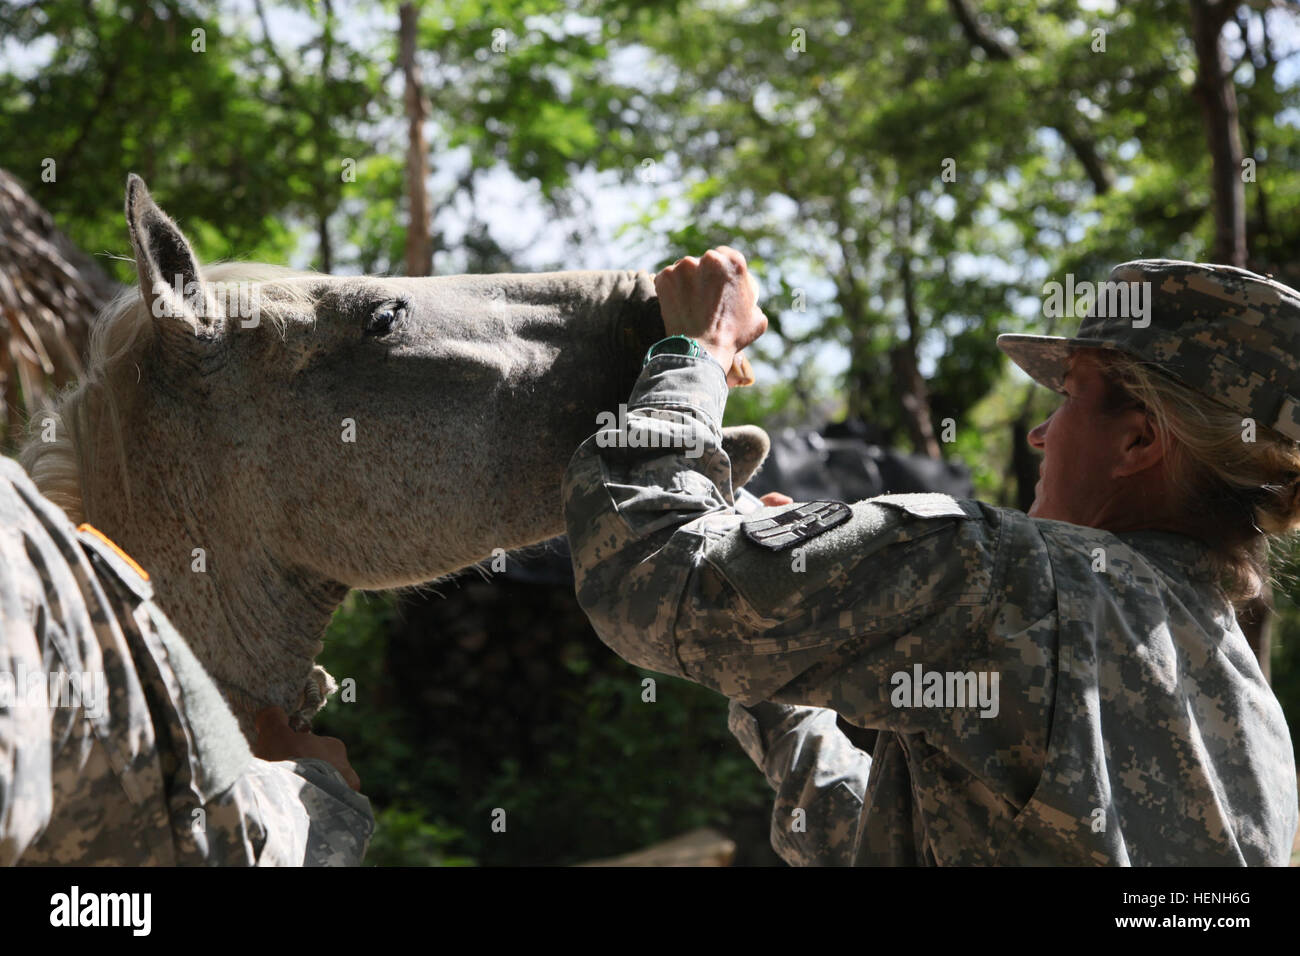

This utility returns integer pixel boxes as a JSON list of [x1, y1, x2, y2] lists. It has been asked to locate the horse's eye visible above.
[[365, 301, 406, 338]]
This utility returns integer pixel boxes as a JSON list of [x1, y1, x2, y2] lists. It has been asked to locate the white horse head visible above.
[[22, 176, 770, 736]]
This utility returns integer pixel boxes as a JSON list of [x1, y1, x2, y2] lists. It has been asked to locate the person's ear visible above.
[[1112, 408, 1165, 478]]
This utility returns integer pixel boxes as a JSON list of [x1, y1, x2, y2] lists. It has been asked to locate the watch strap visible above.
[[643, 334, 703, 366]]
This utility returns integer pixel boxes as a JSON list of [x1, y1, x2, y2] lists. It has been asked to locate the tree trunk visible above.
[[896, 201, 941, 460], [1189, 1, 1269, 676], [400, 2, 434, 277], [316, 0, 336, 274], [890, 343, 940, 460], [317, 211, 333, 274], [1189, 0, 1247, 267]]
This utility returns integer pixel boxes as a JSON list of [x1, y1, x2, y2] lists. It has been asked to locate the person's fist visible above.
[[654, 246, 768, 382], [253, 706, 362, 792]]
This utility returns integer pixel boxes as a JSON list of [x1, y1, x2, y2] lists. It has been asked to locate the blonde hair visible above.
[[1086, 348, 1300, 603], [20, 263, 319, 525]]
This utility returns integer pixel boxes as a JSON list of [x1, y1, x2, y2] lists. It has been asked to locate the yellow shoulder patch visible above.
[[77, 523, 151, 582]]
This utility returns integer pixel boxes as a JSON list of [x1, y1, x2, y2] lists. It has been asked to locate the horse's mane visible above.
[[21, 262, 320, 523]]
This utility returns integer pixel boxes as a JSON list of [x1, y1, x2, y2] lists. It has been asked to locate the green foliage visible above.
[[315, 590, 773, 866], [311, 593, 435, 805], [365, 806, 475, 867], [0, 0, 629, 275], [476, 663, 769, 865], [591, 0, 1300, 462], [0, 0, 372, 275], [722, 354, 845, 430], [1269, 549, 1300, 760]]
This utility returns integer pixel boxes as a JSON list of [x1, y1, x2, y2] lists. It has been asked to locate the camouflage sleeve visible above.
[[0, 540, 56, 865], [0, 569, 373, 866], [563, 353, 1003, 731], [213, 758, 375, 867], [727, 699, 870, 866], [129, 597, 375, 867], [0, 457, 372, 866]]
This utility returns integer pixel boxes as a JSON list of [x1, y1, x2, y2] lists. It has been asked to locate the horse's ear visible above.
[[722, 424, 770, 489], [125, 174, 219, 354]]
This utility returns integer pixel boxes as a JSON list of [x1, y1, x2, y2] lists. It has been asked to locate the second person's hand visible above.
[[654, 246, 768, 384]]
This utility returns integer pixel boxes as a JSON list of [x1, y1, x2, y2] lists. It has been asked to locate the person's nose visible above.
[[1027, 415, 1050, 450]]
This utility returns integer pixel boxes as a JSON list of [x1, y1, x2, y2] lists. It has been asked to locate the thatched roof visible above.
[[0, 168, 119, 449]]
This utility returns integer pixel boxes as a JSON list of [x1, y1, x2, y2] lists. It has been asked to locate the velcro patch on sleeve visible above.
[[742, 500, 852, 551], [871, 492, 970, 519]]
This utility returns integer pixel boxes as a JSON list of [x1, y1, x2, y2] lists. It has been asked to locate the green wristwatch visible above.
[[643, 334, 703, 366]]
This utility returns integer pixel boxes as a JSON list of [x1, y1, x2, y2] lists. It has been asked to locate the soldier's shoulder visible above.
[[867, 492, 1036, 532], [1027, 513, 1121, 543], [0, 455, 45, 519], [867, 493, 1030, 552], [1025, 515, 1136, 574], [870, 491, 975, 520], [0, 455, 86, 550], [0, 454, 27, 484]]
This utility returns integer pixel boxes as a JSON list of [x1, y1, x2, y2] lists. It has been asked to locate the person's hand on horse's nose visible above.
[[654, 246, 768, 386], [253, 706, 362, 792]]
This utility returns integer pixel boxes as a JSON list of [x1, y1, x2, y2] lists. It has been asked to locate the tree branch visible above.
[[947, 0, 1112, 194], [947, 0, 1018, 60]]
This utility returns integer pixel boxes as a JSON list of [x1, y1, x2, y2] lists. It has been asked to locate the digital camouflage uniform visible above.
[[563, 259, 1300, 866], [0, 456, 374, 865]]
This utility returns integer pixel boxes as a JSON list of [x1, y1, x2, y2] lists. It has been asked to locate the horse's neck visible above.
[[85, 442, 345, 740], [136, 528, 343, 739]]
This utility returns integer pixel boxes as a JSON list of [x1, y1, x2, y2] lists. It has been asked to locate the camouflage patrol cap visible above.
[[997, 259, 1300, 441]]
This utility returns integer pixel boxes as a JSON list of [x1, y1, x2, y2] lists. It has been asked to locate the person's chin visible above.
[[1028, 496, 1053, 519]]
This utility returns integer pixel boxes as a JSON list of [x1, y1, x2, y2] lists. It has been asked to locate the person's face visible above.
[[1026, 352, 1145, 525]]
